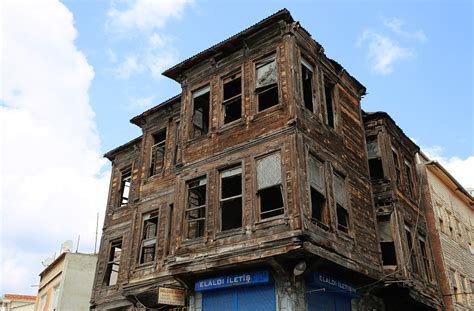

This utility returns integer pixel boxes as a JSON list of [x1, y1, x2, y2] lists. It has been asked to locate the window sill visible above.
[[255, 215, 288, 230], [185, 132, 212, 145], [181, 236, 206, 247], [216, 118, 245, 134], [251, 103, 284, 122], [134, 262, 154, 271], [215, 228, 245, 239]]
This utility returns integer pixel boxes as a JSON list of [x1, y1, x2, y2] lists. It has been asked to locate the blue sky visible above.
[[1, 0, 473, 295]]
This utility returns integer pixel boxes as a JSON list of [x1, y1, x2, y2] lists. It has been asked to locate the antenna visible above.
[[60, 240, 73, 254], [94, 212, 99, 254], [76, 235, 80, 253], [41, 255, 55, 267]]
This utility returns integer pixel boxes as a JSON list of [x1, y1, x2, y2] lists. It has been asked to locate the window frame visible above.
[[103, 239, 122, 287], [184, 176, 208, 240], [218, 164, 243, 232], [300, 57, 315, 112], [220, 70, 243, 126], [322, 75, 336, 129], [190, 85, 211, 139], [254, 53, 279, 113], [138, 211, 159, 265], [255, 151, 285, 221], [118, 167, 132, 207], [418, 234, 434, 282], [404, 224, 419, 275], [307, 154, 329, 230], [149, 128, 167, 177], [333, 172, 350, 234]]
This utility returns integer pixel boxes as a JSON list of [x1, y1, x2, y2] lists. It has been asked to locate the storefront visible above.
[[194, 271, 276, 311], [306, 272, 357, 311]]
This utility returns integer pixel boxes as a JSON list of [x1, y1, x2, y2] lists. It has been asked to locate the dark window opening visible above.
[[336, 204, 349, 233], [150, 129, 166, 176], [119, 169, 131, 207], [104, 239, 122, 286], [324, 80, 335, 128], [311, 188, 328, 229], [369, 158, 384, 181], [377, 215, 397, 266], [405, 226, 419, 274], [259, 186, 284, 219], [256, 55, 278, 112], [139, 212, 158, 264], [186, 177, 206, 239], [392, 149, 402, 187], [334, 173, 349, 233], [257, 152, 284, 219], [404, 161, 414, 197], [220, 166, 242, 231], [301, 61, 313, 111], [418, 237, 433, 281], [223, 75, 242, 124], [192, 87, 210, 138], [173, 120, 181, 165], [165, 204, 173, 256]]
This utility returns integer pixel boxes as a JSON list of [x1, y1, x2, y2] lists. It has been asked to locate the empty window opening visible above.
[[257, 153, 284, 219], [405, 226, 419, 274], [334, 173, 349, 233], [150, 129, 166, 176], [173, 120, 181, 165], [418, 235, 433, 282], [392, 148, 402, 187], [139, 212, 158, 264], [165, 204, 173, 256], [324, 78, 335, 128], [119, 169, 131, 207], [186, 177, 207, 239], [220, 166, 242, 231], [222, 74, 242, 124], [192, 86, 210, 138], [404, 161, 414, 197], [104, 239, 122, 286], [377, 215, 397, 266], [367, 137, 385, 181], [309, 156, 329, 229], [301, 59, 314, 112], [256, 55, 278, 112]]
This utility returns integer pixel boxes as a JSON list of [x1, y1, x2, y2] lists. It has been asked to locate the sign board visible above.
[[307, 272, 357, 297], [195, 271, 270, 292], [158, 287, 185, 306]]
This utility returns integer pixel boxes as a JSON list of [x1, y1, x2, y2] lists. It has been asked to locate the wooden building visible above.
[[90, 9, 442, 311]]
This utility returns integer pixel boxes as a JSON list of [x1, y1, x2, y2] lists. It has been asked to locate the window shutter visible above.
[[334, 174, 346, 205], [257, 153, 281, 190], [309, 157, 325, 192], [256, 56, 277, 88]]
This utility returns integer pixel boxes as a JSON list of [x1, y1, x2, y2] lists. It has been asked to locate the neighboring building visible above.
[[363, 112, 442, 310], [35, 252, 97, 311], [90, 9, 443, 311], [417, 153, 474, 310], [0, 294, 36, 311]]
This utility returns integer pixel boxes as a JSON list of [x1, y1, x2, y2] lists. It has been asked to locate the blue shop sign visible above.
[[307, 272, 357, 297], [195, 271, 270, 292]]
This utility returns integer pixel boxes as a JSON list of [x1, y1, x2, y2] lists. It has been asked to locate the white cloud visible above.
[[382, 17, 428, 43], [115, 55, 145, 78], [1, 0, 108, 294], [128, 94, 156, 109], [422, 146, 474, 190], [358, 30, 415, 75], [107, 0, 193, 33]]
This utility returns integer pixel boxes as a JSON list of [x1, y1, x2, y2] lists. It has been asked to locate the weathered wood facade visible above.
[[91, 9, 443, 311]]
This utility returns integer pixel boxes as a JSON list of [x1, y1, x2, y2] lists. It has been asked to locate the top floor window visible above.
[[222, 73, 242, 124], [404, 160, 415, 197], [150, 129, 166, 176], [392, 148, 402, 188], [191, 86, 210, 138], [323, 77, 335, 128], [256, 54, 278, 112], [301, 58, 314, 112], [367, 136, 384, 181], [119, 168, 131, 207]]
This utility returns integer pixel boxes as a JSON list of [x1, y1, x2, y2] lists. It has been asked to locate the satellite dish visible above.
[[41, 256, 55, 267], [60, 240, 73, 254]]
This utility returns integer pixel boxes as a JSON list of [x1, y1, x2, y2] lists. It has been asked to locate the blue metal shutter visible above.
[[202, 284, 275, 311], [307, 292, 351, 311]]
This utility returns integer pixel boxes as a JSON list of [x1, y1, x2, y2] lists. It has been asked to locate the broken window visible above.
[[191, 86, 210, 138], [173, 120, 181, 165], [165, 204, 173, 256], [186, 177, 207, 239], [256, 55, 279, 112], [334, 173, 349, 233], [308, 155, 329, 229], [222, 73, 242, 124], [418, 235, 433, 282], [119, 169, 131, 207], [367, 136, 384, 181], [257, 152, 284, 219], [377, 215, 397, 266], [104, 239, 122, 286], [405, 225, 419, 274], [139, 212, 158, 264], [301, 58, 314, 112], [149, 129, 167, 176], [404, 160, 415, 197], [392, 148, 402, 188], [220, 166, 242, 231], [324, 77, 335, 128]]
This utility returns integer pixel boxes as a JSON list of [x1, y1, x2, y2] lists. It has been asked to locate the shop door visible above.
[[307, 291, 351, 311], [202, 284, 275, 311]]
